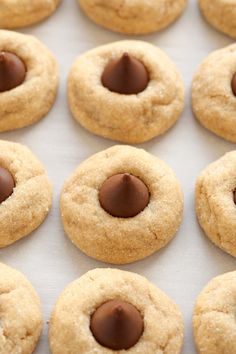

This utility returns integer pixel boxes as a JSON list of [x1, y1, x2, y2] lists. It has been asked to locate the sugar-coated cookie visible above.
[[192, 44, 236, 142], [0, 0, 61, 29], [195, 151, 236, 257], [0, 262, 42, 354], [0, 30, 59, 132], [60, 145, 183, 264], [199, 0, 236, 39], [0, 140, 52, 247], [49, 268, 184, 354], [68, 40, 184, 144], [79, 0, 187, 35], [193, 271, 236, 354]]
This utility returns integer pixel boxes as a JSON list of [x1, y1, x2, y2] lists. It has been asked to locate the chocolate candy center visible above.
[[99, 173, 150, 218], [102, 53, 149, 95], [231, 72, 236, 96], [233, 190, 236, 204], [0, 51, 26, 92], [90, 299, 144, 350], [0, 167, 15, 203]]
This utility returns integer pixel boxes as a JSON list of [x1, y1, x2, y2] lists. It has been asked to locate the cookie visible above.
[[0, 30, 59, 132], [60, 145, 183, 264], [0, 262, 42, 354], [195, 151, 236, 257], [0, 0, 60, 29], [192, 44, 236, 142], [0, 139, 52, 248], [49, 268, 184, 354], [68, 40, 184, 144], [78, 0, 187, 35], [199, 0, 236, 39], [193, 271, 236, 354]]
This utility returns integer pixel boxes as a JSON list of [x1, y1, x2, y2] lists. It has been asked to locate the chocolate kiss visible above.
[[232, 73, 236, 96], [101, 53, 149, 94], [0, 51, 26, 92], [99, 173, 150, 218], [90, 299, 144, 350], [0, 167, 15, 203]]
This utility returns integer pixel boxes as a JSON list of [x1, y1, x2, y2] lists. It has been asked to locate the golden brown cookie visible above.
[[60, 145, 183, 264], [68, 40, 184, 144], [193, 271, 236, 354], [0, 139, 52, 248], [192, 44, 236, 142], [0, 262, 42, 354], [196, 151, 236, 257], [79, 0, 187, 35], [0, 0, 61, 29], [49, 268, 184, 354], [199, 0, 236, 39], [0, 30, 59, 132]]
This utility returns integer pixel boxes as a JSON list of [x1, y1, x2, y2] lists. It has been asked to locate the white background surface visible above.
[[0, 1, 235, 353]]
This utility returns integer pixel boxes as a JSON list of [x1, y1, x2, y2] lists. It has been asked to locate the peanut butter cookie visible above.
[[60, 145, 183, 264], [0, 262, 42, 354], [68, 40, 184, 144], [0, 139, 52, 247], [192, 44, 236, 142], [196, 151, 236, 257], [49, 268, 184, 354], [193, 271, 236, 354], [199, 0, 236, 39], [0, 0, 61, 29], [0, 30, 59, 132], [79, 0, 187, 35]]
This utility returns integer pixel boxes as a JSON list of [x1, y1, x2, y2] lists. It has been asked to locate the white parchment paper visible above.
[[0, 1, 235, 353]]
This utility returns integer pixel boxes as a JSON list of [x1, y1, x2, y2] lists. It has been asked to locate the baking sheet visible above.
[[0, 1, 235, 353]]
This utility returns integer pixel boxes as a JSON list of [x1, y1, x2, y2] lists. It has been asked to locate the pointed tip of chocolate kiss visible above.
[[0, 51, 26, 92], [90, 299, 144, 350], [101, 52, 149, 95], [121, 52, 131, 63], [115, 304, 124, 315], [99, 173, 150, 218], [123, 173, 132, 182]]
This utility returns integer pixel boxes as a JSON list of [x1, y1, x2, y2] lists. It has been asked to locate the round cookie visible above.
[[60, 145, 183, 264], [78, 0, 187, 35], [192, 44, 236, 142], [49, 268, 184, 354], [68, 40, 184, 144], [0, 30, 59, 132], [0, 139, 52, 247], [0, 262, 42, 354], [0, 0, 61, 29], [199, 0, 236, 39], [195, 151, 236, 257], [193, 271, 236, 354]]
